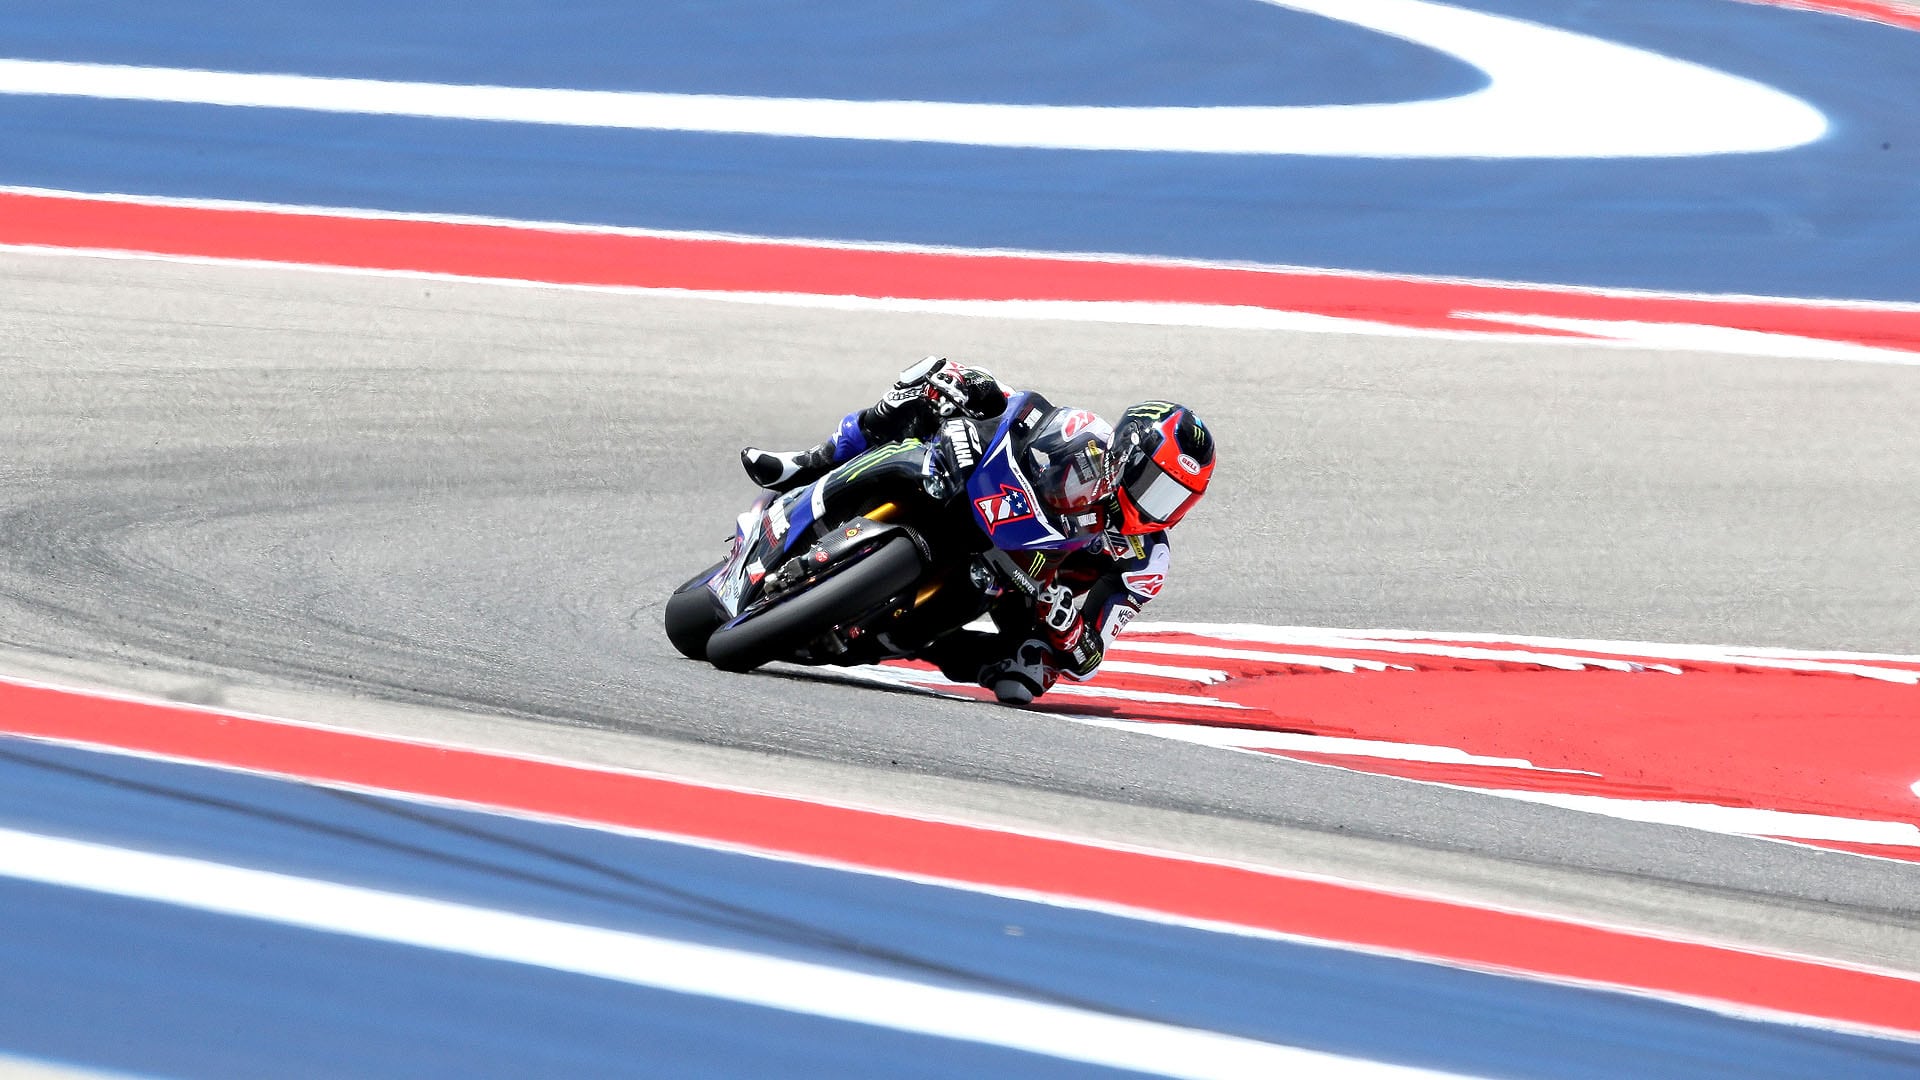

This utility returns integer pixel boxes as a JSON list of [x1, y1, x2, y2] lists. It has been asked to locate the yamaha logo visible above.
[[943, 418, 978, 469]]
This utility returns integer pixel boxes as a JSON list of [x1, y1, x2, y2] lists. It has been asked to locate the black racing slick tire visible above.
[[705, 537, 924, 674], [664, 562, 728, 661]]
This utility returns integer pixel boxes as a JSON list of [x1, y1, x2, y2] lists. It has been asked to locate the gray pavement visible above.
[[4, 250, 1919, 971]]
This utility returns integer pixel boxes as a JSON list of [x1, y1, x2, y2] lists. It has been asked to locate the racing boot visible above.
[[978, 639, 1058, 706], [740, 442, 836, 492]]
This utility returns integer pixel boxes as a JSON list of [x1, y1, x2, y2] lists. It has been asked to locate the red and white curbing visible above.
[[1742, 0, 1920, 32], [5, 187, 1920, 364], [850, 624, 1920, 861]]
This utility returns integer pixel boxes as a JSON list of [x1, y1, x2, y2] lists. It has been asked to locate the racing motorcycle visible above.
[[665, 392, 1113, 674]]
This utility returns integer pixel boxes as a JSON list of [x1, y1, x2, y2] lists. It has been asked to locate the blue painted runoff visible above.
[[0, 737, 1915, 1079], [0, 0, 1917, 299], [0, 0, 1481, 106]]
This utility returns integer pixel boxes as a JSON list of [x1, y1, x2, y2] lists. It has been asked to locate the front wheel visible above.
[[663, 562, 727, 661], [705, 537, 924, 673]]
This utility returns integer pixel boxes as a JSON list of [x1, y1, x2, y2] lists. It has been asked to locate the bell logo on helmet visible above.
[[1177, 453, 1201, 475]]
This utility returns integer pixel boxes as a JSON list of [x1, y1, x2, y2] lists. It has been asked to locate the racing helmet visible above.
[[1024, 406, 1115, 538], [1107, 401, 1215, 534]]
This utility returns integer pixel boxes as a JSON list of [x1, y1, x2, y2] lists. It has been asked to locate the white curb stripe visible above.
[[1067, 716, 1593, 772], [0, 827, 1471, 1079], [0, 0, 1824, 158]]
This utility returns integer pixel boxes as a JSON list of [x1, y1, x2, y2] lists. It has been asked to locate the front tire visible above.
[[705, 537, 924, 673], [664, 562, 727, 661]]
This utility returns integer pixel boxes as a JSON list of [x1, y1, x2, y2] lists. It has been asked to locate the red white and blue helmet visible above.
[[1107, 401, 1215, 535]]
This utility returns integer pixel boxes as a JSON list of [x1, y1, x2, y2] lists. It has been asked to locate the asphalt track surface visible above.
[[5, 250, 1920, 973]]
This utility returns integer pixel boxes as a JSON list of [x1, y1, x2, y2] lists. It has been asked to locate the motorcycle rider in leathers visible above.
[[740, 356, 1216, 705]]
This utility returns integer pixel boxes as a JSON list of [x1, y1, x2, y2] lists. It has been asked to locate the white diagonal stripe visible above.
[[0, 827, 1471, 1079], [1068, 716, 1593, 772], [1096, 660, 1234, 684], [1143, 623, 1917, 683], [0, 0, 1824, 158], [1111, 640, 1408, 672], [1049, 683, 1250, 708], [1464, 791, 1920, 847]]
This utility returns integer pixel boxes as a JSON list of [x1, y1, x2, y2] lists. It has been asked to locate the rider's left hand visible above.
[[1037, 584, 1082, 644], [922, 359, 972, 418], [877, 356, 971, 421]]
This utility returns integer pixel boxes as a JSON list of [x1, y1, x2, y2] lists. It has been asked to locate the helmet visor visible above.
[[1124, 459, 1200, 526]]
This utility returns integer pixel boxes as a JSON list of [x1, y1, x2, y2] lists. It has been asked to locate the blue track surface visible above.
[[0, 0, 1484, 106], [0, 737, 1916, 1079], [7, 4, 1920, 1073], [1, 0, 1917, 299]]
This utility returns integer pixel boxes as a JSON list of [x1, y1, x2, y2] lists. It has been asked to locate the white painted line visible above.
[[1143, 624, 1918, 681], [1110, 640, 1409, 673], [10, 176, 1919, 365], [0, 0, 1824, 158], [1150, 636, 1651, 674], [1457, 312, 1920, 367], [0, 827, 1469, 1080], [13, 239, 1913, 366], [1035, 684, 1249, 708], [11, 184, 1920, 314], [0, 1051, 138, 1080], [1466, 791, 1920, 846], [857, 664, 1250, 709], [1094, 660, 1233, 684], [1149, 623, 1920, 666], [1067, 716, 1594, 772]]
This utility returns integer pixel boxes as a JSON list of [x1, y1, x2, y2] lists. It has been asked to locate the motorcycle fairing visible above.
[[965, 391, 1097, 554], [707, 439, 932, 618], [710, 491, 778, 617]]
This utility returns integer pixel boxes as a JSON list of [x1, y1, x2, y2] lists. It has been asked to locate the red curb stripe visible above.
[[5, 191, 1920, 354], [1742, 0, 1920, 32], [1, 676, 1917, 1036]]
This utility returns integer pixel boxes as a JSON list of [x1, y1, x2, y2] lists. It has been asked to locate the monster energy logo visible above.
[[835, 439, 924, 484]]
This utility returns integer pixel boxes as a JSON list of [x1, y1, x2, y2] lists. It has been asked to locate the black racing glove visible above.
[[1037, 583, 1100, 679], [863, 357, 1004, 442]]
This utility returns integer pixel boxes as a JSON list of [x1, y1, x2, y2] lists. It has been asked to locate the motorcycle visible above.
[[665, 391, 1112, 675]]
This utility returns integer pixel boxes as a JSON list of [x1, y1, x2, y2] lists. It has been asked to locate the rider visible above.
[[740, 357, 1215, 705], [740, 355, 1006, 491]]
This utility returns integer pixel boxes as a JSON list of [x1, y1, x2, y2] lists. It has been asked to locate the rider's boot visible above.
[[979, 639, 1058, 706], [740, 442, 837, 492]]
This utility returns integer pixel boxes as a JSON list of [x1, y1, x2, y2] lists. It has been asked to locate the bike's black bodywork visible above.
[[667, 391, 1100, 674]]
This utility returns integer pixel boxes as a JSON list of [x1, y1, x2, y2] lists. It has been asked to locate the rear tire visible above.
[[706, 537, 924, 673], [664, 562, 727, 661]]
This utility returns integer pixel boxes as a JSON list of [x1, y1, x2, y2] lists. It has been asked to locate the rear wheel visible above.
[[663, 562, 727, 661], [705, 537, 924, 673]]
